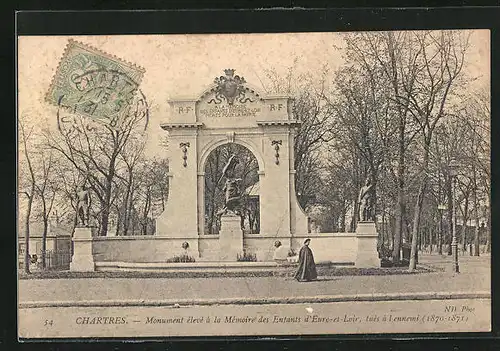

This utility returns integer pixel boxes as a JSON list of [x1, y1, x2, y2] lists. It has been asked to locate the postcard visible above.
[[17, 30, 491, 338]]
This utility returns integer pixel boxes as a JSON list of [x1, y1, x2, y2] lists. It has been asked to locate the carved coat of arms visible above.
[[209, 69, 253, 105]]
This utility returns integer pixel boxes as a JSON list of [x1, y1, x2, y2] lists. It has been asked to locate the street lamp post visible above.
[[437, 204, 447, 255], [449, 160, 460, 273]]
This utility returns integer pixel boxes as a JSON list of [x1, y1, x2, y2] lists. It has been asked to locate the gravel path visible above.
[[19, 270, 489, 303]]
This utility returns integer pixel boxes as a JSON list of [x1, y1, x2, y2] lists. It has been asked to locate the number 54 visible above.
[[44, 319, 53, 326]]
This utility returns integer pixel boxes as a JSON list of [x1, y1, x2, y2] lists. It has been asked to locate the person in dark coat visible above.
[[294, 238, 317, 282]]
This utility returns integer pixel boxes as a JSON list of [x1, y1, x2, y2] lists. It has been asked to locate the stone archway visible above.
[[156, 69, 309, 261], [198, 136, 265, 173]]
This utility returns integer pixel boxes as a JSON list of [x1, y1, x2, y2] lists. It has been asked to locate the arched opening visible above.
[[204, 143, 260, 234]]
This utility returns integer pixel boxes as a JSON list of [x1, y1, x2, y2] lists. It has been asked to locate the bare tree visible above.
[[115, 134, 146, 235], [457, 90, 490, 255], [262, 65, 334, 211], [130, 158, 169, 235], [339, 31, 426, 262], [33, 148, 58, 269], [46, 96, 148, 236], [403, 31, 470, 271], [328, 64, 396, 231], [19, 117, 36, 274]]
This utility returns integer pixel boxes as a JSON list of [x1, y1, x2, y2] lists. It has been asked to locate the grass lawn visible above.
[[19, 264, 434, 280]]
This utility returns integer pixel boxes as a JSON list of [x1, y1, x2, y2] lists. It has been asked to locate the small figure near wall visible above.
[[358, 177, 375, 222], [76, 184, 91, 227], [294, 238, 317, 282], [273, 240, 288, 262]]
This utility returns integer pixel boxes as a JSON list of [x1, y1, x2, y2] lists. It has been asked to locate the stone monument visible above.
[[217, 155, 242, 216], [357, 177, 374, 222], [156, 69, 310, 260], [76, 184, 91, 226], [355, 177, 379, 268], [70, 184, 95, 271], [217, 154, 244, 261]]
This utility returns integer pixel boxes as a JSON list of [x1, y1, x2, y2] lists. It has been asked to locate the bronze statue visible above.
[[358, 177, 374, 222], [76, 184, 91, 226], [217, 155, 242, 216]]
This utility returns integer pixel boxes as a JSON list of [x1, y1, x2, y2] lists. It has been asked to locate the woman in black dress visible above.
[[294, 238, 317, 282]]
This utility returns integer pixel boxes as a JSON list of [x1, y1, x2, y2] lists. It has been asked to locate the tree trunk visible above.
[[460, 195, 469, 252], [41, 215, 48, 270], [24, 192, 34, 274], [99, 153, 119, 236], [208, 205, 214, 234], [409, 181, 426, 271], [409, 140, 430, 272], [209, 179, 219, 234], [351, 199, 359, 232], [122, 177, 132, 236], [486, 217, 491, 252], [418, 224, 423, 251], [142, 187, 151, 235], [437, 175, 443, 255], [430, 226, 433, 254], [473, 163, 480, 256], [403, 206, 411, 243], [438, 212, 443, 255], [392, 96, 406, 263], [115, 205, 122, 236], [486, 189, 491, 252], [446, 176, 453, 255], [381, 201, 386, 248], [340, 200, 346, 232], [389, 215, 396, 252], [100, 192, 111, 237], [473, 217, 480, 256], [160, 189, 165, 212], [39, 194, 49, 270]]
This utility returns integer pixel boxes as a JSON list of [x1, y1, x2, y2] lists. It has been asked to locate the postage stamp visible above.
[[46, 39, 146, 128]]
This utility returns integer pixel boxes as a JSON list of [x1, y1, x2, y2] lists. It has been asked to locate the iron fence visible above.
[[45, 250, 71, 270], [19, 250, 72, 270]]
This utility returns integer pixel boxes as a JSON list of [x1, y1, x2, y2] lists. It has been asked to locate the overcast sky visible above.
[[18, 30, 490, 156]]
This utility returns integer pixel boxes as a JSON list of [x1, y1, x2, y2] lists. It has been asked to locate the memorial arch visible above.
[[156, 69, 309, 261], [70, 70, 379, 268]]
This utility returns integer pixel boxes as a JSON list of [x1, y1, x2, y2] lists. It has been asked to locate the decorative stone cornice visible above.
[[199, 85, 265, 100], [256, 120, 301, 127], [198, 73, 265, 103], [160, 122, 203, 130], [167, 97, 197, 103]]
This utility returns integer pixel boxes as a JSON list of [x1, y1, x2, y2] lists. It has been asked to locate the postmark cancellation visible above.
[[46, 39, 146, 128]]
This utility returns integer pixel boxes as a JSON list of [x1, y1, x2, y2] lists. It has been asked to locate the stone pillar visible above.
[[219, 214, 243, 261], [259, 129, 291, 236], [355, 222, 380, 268], [70, 227, 95, 272], [155, 126, 199, 240]]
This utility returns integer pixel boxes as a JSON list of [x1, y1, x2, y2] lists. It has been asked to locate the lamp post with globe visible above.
[[437, 204, 447, 255], [449, 159, 460, 273]]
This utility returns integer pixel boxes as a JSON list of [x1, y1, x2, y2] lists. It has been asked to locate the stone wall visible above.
[[291, 234, 357, 263], [91, 233, 358, 263], [93, 236, 200, 263], [197, 236, 220, 261]]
